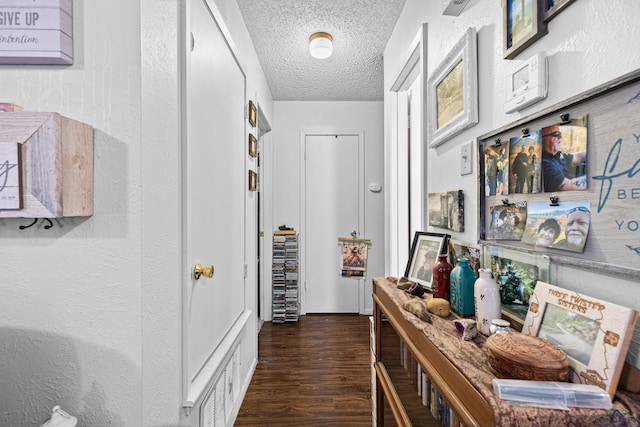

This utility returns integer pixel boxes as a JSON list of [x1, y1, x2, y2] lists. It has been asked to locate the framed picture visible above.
[[404, 232, 450, 289], [544, 0, 576, 22], [427, 190, 464, 232], [248, 169, 257, 191], [248, 100, 257, 128], [248, 133, 257, 157], [427, 27, 478, 148], [503, 0, 547, 59], [522, 281, 638, 399]]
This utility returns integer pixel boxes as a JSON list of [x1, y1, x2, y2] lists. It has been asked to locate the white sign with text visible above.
[[0, 0, 72, 64], [0, 143, 23, 209]]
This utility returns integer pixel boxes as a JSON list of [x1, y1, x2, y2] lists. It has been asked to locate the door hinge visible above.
[[243, 264, 248, 278]]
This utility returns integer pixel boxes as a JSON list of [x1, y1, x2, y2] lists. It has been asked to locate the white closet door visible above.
[[304, 134, 360, 313]]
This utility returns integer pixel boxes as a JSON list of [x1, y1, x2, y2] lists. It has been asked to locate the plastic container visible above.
[[492, 379, 612, 410]]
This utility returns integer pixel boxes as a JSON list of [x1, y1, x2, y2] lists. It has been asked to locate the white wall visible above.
[[384, 0, 640, 368], [272, 101, 385, 314], [0, 0, 273, 425]]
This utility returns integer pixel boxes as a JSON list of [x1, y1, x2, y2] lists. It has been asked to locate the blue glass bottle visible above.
[[449, 258, 476, 316]]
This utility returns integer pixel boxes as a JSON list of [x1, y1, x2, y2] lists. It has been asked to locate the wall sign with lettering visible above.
[[478, 70, 640, 279], [0, 143, 23, 209], [0, 0, 72, 65]]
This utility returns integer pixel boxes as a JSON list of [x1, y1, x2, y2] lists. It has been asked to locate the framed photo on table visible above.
[[427, 27, 478, 148], [522, 281, 638, 399], [503, 0, 547, 59], [404, 232, 450, 289]]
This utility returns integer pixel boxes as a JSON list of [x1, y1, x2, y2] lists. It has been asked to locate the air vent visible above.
[[442, 0, 470, 16]]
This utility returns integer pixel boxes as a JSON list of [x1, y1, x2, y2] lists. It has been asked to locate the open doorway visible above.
[[256, 104, 272, 325]]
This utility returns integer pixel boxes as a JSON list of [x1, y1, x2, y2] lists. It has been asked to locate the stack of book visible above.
[[272, 230, 298, 323], [399, 340, 460, 426]]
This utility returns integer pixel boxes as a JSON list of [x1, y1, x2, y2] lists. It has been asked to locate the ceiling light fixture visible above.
[[309, 32, 333, 59]]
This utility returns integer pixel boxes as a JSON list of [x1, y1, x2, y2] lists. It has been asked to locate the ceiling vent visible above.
[[442, 0, 470, 16]]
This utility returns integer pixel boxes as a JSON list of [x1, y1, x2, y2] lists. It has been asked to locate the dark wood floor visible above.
[[234, 314, 372, 426]]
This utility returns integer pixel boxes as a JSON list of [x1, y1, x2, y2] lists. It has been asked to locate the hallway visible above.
[[234, 314, 372, 426]]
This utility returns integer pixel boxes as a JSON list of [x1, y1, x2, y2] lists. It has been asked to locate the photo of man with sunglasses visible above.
[[541, 124, 587, 192], [553, 205, 591, 253]]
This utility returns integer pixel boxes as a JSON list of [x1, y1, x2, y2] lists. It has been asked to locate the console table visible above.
[[372, 277, 612, 426]]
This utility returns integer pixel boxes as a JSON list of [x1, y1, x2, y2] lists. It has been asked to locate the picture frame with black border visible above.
[[405, 232, 450, 290]]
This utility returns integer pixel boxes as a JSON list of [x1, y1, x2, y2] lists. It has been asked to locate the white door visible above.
[[183, 0, 245, 399], [303, 134, 362, 313]]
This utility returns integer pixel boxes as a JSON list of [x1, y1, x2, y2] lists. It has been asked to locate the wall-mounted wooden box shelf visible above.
[[0, 112, 93, 218]]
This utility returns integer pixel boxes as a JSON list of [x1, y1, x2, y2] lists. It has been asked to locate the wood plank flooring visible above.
[[234, 314, 372, 426]]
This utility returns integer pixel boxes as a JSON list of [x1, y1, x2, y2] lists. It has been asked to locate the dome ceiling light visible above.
[[309, 32, 333, 59]]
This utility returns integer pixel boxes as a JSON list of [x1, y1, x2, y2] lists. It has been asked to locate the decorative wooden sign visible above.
[[523, 281, 638, 399], [479, 70, 640, 279], [0, 112, 93, 218], [0, 142, 23, 209], [0, 0, 73, 65]]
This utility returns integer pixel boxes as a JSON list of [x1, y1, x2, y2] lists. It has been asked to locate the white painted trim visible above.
[[228, 352, 258, 426], [387, 24, 428, 276], [256, 103, 273, 323], [182, 310, 251, 414]]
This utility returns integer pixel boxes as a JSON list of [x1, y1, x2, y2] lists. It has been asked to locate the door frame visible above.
[[256, 103, 272, 327], [387, 23, 428, 276], [299, 130, 366, 314]]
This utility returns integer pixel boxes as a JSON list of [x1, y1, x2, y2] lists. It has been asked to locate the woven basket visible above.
[[485, 332, 569, 382]]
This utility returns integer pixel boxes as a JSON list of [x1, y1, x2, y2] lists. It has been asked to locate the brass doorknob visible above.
[[193, 263, 214, 280]]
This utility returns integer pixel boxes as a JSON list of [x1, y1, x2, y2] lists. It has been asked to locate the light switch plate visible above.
[[461, 141, 473, 175]]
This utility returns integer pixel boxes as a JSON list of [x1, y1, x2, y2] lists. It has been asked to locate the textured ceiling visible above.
[[236, 0, 407, 101]]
